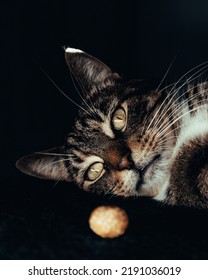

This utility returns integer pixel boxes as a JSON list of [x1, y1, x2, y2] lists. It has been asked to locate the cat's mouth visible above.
[[136, 154, 161, 190]]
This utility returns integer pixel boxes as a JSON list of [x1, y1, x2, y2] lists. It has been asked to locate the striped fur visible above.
[[16, 49, 208, 209]]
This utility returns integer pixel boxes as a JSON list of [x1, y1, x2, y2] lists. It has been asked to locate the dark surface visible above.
[[2, 0, 208, 259], [1, 175, 208, 259]]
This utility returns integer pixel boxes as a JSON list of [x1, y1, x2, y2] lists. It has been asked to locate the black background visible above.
[[2, 0, 208, 259]]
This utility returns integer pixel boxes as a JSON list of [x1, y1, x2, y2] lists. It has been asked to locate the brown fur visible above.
[[16, 48, 208, 209], [167, 135, 208, 208]]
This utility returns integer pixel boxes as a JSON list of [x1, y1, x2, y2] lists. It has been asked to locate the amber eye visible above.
[[87, 162, 104, 181], [112, 108, 126, 130]]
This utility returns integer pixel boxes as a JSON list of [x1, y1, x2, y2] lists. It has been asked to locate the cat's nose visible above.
[[118, 153, 133, 170]]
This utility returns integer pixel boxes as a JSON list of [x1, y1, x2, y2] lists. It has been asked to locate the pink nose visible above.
[[118, 153, 133, 170]]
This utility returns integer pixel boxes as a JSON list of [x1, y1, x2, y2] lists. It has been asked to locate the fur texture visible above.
[[16, 48, 208, 209]]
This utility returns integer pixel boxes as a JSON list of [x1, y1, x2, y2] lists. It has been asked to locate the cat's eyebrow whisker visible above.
[[51, 164, 73, 190], [155, 55, 177, 92], [76, 74, 99, 116], [67, 62, 100, 120], [34, 152, 75, 157], [38, 158, 71, 174], [39, 65, 92, 117], [145, 62, 208, 133], [70, 71, 98, 120]]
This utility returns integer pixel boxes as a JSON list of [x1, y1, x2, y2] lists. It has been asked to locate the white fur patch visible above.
[[65, 47, 83, 54], [153, 179, 170, 201], [172, 106, 208, 158], [101, 120, 115, 139], [97, 111, 115, 139], [153, 105, 208, 201]]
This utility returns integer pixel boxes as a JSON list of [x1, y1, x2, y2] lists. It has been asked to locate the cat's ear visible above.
[[16, 147, 71, 182], [64, 47, 120, 93]]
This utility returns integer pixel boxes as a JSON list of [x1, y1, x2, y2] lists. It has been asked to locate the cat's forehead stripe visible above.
[[101, 120, 115, 139]]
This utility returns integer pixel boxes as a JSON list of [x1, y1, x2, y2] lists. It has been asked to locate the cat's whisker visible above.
[[155, 102, 207, 139], [17, 49, 208, 209], [140, 114, 149, 136], [154, 87, 206, 134], [152, 80, 207, 132], [150, 65, 208, 132], [156, 130, 178, 144], [158, 128, 182, 144], [156, 79, 185, 95], [141, 81, 182, 136], [155, 55, 177, 92], [105, 185, 115, 196], [70, 71, 98, 120], [164, 61, 208, 97], [67, 59, 101, 120], [156, 90, 208, 136], [143, 62, 184, 135], [76, 75, 99, 117], [50, 165, 73, 190], [38, 158, 71, 172], [134, 143, 150, 164], [157, 118, 202, 148], [34, 151, 75, 157], [107, 190, 118, 199], [39, 66, 93, 116], [146, 62, 208, 133], [150, 70, 208, 134]]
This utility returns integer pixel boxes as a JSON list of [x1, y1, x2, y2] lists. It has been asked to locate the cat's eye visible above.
[[112, 108, 126, 131], [87, 162, 104, 181]]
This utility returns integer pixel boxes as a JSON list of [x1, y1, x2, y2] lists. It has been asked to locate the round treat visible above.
[[89, 206, 128, 238]]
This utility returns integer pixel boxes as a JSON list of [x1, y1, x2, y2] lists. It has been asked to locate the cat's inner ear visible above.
[[64, 47, 120, 93], [16, 147, 71, 182]]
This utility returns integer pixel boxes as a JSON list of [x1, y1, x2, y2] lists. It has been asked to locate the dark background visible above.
[[2, 0, 208, 259]]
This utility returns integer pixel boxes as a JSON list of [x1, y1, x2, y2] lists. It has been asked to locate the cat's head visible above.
[[16, 48, 175, 199]]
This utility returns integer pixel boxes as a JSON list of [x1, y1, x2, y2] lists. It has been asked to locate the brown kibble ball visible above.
[[89, 206, 129, 238]]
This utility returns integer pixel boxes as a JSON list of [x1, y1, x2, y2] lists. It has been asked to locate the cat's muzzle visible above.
[[135, 154, 161, 190]]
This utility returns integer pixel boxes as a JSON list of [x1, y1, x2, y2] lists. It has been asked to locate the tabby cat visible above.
[[16, 47, 208, 209]]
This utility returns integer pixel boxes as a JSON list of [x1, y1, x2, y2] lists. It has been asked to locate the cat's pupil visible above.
[[87, 162, 104, 181], [112, 108, 126, 130]]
